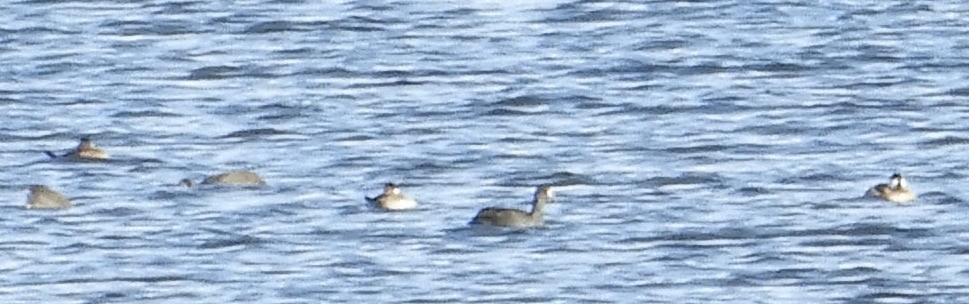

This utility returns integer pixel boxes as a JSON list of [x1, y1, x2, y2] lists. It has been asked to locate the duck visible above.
[[45, 137, 109, 160], [180, 170, 267, 187], [25, 185, 72, 209], [866, 173, 916, 203], [470, 185, 554, 227], [365, 183, 417, 211]]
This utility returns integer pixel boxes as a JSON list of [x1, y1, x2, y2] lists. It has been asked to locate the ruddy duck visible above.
[[25, 185, 72, 209], [866, 173, 916, 203], [180, 170, 267, 187], [45, 138, 109, 160], [365, 183, 418, 211], [470, 185, 555, 227]]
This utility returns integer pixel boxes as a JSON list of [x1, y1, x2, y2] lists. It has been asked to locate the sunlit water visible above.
[[2, 0, 969, 303]]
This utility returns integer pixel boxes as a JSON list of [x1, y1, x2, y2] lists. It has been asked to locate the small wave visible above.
[[923, 136, 969, 146], [346, 80, 428, 88], [0, 26, 80, 35], [647, 172, 724, 187], [664, 144, 730, 154], [111, 110, 182, 118], [101, 20, 204, 36], [494, 171, 596, 187], [185, 65, 279, 80], [493, 94, 599, 107], [197, 234, 262, 249], [799, 238, 890, 247], [737, 186, 771, 195], [243, 20, 324, 34], [483, 108, 530, 116], [482, 94, 599, 116], [220, 128, 292, 138], [94, 207, 143, 217], [186, 65, 244, 80]]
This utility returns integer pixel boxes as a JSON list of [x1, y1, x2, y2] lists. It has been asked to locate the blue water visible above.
[[2, 0, 969, 303]]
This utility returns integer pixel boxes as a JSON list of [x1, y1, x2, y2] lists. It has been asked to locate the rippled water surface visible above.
[[2, 0, 969, 303]]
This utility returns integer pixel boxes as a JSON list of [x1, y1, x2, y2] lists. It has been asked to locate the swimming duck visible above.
[[25, 185, 72, 209], [45, 137, 109, 160], [365, 183, 417, 211], [866, 173, 916, 203], [470, 185, 554, 227], [180, 170, 267, 187]]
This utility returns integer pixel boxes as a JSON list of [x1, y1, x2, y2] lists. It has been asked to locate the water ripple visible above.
[[2, 0, 968, 303]]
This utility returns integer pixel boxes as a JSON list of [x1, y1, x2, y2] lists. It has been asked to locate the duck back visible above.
[[202, 171, 267, 186], [26, 185, 72, 209], [470, 208, 539, 227]]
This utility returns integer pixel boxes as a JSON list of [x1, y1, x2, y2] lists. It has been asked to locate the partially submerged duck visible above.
[[180, 170, 267, 187], [366, 183, 417, 211], [45, 138, 109, 160], [470, 185, 555, 228], [25, 185, 72, 209], [866, 173, 916, 203]]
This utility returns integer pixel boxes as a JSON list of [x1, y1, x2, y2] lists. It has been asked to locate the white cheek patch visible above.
[[392, 188, 401, 195], [890, 177, 903, 188]]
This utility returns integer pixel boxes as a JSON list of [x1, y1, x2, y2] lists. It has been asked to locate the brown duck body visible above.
[[366, 183, 417, 210], [45, 138, 109, 160], [181, 170, 267, 187], [202, 171, 267, 186], [26, 185, 72, 209], [866, 173, 916, 203], [471, 208, 542, 227], [470, 185, 554, 228]]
